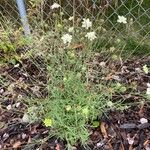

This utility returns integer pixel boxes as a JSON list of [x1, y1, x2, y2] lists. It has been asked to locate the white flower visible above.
[[50, 3, 60, 9], [69, 16, 74, 21], [61, 33, 72, 44], [117, 15, 127, 24], [68, 27, 74, 33], [82, 18, 92, 29], [140, 118, 148, 124], [85, 31, 97, 41]]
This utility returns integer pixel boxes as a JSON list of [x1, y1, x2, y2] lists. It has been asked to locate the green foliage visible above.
[[1, 2, 149, 147], [20, 13, 149, 146], [23, 39, 110, 145], [0, 29, 30, 64], [92, 33, 150, 58], [44, 70, 107, 145], [26, 72, 109, 146], [105, 0, 150, 33], [123, 37, 150, 56], [113, 82, 127, 93]]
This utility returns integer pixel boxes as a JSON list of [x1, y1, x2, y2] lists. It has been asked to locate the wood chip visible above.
[[13, 141, 21, 149], [56, 144, 60, 150], [100, 122, 108, 138], [120, 123, 137, 129]]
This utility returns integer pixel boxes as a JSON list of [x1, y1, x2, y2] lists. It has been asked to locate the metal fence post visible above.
[[16, 0, 31, 36]]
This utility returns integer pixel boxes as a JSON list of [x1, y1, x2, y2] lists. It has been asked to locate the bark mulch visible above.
[[0, 56, 150, 150]]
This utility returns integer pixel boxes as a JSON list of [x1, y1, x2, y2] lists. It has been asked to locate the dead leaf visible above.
[[104, 73, 115, 81], [138, 101, 144, 117], [0, 121, 5, 129], [71, 44, 84, 50], [31, 124, 38, 134], [107, 138, 113, 150], [144, 140, 150, 148], [100, 122, 108, 138], [28, 136, 32, 143], [13, 141, 21, 149], [129, 145, 133, 150], [120, 143, 125, 150]]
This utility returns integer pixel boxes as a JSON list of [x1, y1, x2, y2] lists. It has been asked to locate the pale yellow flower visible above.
[[117, 15, 127, 24], [68, 27, 74, 33]]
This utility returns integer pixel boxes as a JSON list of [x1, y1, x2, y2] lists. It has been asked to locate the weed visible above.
[[37, 72, 108, 145], [1, 1, 150, 149]]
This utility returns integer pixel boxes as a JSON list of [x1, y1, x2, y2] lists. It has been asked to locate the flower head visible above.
[[65, 105, 71, 111], [69, 16, 74, 21], [117, 15, 127, 24], [50, 3, 60, 9], [44, 118, 52, 127], [61, 33, 72, 45], [85, 31, 97, 41], [68, 27, 74, 33], [82, 18, 92, 29], [82, 107, 89, 116]]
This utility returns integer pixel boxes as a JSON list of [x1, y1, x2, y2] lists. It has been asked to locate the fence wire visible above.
[[0, 0, 150, 113], [0, 0, 150, 43]]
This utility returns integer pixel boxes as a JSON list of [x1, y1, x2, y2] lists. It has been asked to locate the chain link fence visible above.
[[0, 0, 150, 46], [0, 0, 150, 127]]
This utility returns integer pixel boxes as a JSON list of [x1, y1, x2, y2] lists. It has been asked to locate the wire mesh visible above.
[[0, 2, 150, 142], [0, 0, 150, 45]]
